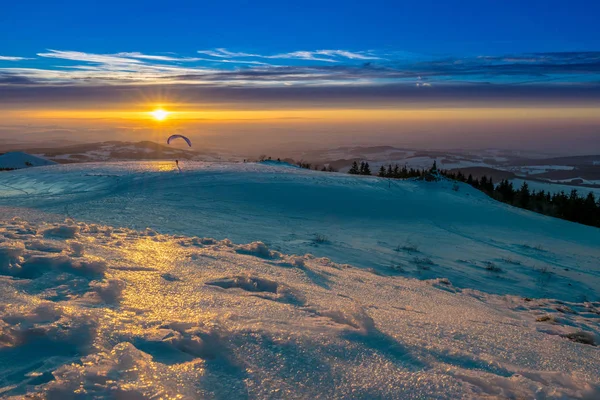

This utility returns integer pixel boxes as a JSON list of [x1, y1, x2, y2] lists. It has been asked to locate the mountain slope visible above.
[[1, 162, 599, 398], [17, 141, 228, 163], [0, 161, 598, 302], [0, 152, 57, 169]]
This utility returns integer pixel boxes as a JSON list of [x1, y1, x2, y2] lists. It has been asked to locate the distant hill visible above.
[[0, 152, 57, 170], [11, 141, 226, 163], [447, 167, 516, 181], [508, 155, 600, 167]]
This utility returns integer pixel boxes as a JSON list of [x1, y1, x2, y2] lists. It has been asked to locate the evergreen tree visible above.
[[378, 166, 386, 177], [518, 182, 531, 208], [363, 162, 372, 175], [387, 165, 393, 178], [348, 161, 360, 175], [480, 176, 488, 190], [435, 169, 600, 228]]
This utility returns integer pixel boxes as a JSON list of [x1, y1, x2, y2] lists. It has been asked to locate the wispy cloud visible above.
[[38, 50, 145, 64], [1, 49, 600, 91], [197, 48, 260, 58], [0, 56, 31, 61], [114, 52, 202, 62], [197, 48, 382, 62]]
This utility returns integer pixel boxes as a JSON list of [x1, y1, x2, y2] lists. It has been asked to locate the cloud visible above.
[[0, 56, 31, 61], [0, 73, 36, 85], [38, 49, 145, 64], [114, 52, 202, 62], [1, 49, 599, 91], [197, 48, 261, 58], [3, 82, 600, 111], [197, 48, 382, 62]]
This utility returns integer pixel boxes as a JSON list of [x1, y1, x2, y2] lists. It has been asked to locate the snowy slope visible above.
[[0, 152, 56, 169], [0, 161, 598, 304], [0, 213, 598, 398]]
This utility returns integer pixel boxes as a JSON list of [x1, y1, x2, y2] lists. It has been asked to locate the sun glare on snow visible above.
[[150, 109, 169, 121]]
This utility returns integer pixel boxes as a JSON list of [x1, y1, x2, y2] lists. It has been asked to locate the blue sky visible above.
[[2, 0, 599, 59], [1, 0, 599, 85], [1, 0, 599, 153], [1, 0, 599, 97]]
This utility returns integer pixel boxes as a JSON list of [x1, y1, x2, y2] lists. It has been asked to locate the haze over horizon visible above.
[[1, 0, 599, 155]]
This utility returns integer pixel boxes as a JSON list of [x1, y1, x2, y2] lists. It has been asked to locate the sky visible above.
[[1, 0, 599, 154]]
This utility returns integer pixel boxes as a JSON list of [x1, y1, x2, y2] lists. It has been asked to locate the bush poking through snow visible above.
[[389, 263, 405, 272], [395, 240, 419, 253], [312, 234, 330, 244], [413, 257, 435, 270], [483, 261, 503, 273], [501, 257, 522, 265], [523, 243, 545, 252], [536, 266, 553, 277]]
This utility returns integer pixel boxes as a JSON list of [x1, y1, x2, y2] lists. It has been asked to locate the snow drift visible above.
[[0, 214, 598, 398]]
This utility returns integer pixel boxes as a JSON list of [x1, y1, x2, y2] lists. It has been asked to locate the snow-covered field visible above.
[[0, 161, 599, 398]]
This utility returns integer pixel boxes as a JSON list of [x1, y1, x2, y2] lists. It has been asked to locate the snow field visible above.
[[0, 161, 598, 303], [0, 216, 598, 398]]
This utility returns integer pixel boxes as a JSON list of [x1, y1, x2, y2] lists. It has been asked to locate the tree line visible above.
[[441, 169, 600, 228], [261, 156, 600, 228], [345, 159, 600, 228]]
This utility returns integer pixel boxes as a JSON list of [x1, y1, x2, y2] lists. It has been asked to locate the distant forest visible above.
[[362, 160, 600, 229], [266, 158, 599, 228]]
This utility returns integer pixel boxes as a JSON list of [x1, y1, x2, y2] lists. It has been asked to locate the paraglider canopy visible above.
[[167, 134, 192, 147]]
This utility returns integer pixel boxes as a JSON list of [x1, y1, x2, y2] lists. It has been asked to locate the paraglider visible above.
[[166, 134, 192, 147], [166, 135, 191, 172]]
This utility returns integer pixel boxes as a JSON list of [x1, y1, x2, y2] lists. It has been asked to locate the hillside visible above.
[[292, 146, 600, 196], [11, 141, 229, 163], [0, 161, 598, 301], [0, 162, 599, 398], [0, 152, 57, 170]]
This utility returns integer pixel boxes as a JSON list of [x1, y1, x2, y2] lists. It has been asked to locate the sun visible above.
[[150, 109, 169, 121]]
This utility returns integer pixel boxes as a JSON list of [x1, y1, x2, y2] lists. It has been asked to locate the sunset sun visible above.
[[150, 109, 169, 121]]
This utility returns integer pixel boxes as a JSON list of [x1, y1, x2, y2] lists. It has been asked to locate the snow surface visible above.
[[0, 161, 599, 303], [0, 161, 599, 398], [0, 213, 598, 398], [0, 152, 56, 170]]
